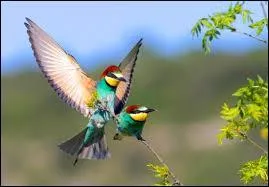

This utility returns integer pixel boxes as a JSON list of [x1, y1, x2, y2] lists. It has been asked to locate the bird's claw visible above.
[[137, 136, 146, 141], [113, 133, 123, 140]]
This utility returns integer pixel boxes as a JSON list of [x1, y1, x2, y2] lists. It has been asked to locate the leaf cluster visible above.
[[191, 1, 268, 54], [147, 163, 172, 186], [218, 75, 268, 144], [239, 155, 268, 184], [249, 18, 268, 36]]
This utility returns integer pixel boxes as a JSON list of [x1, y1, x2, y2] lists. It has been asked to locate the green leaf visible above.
[[217, 122, 241, 144], [191, 22, 200, 37], [223, 16, 235, 26], [241, 9, 253, 24], [234, 2, 242, 14], [247, 78, 255, 87], [200, 18, 214, 29], [217, 131, 226, 145], [233, 87, 248, 97], [257, 75, 264, 85], [215, 29, 221, 35], [202, 36, 210, 54], [246, 104, 262, 121], [220, 103, 240, 120], [249, 18, 268, 36], [228, 2, 233, 13], [239, 106, 245, 118], [191, 19, 206, 38]]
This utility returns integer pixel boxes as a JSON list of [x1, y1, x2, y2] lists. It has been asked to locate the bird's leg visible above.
[[136, 134, 146, 141], [73, 157, 79, 166], [113, 128, 123, 141]]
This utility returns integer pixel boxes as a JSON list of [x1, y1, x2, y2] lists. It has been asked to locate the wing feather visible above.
[[114, 38, 143, 115], [25, 18, 96, 117]]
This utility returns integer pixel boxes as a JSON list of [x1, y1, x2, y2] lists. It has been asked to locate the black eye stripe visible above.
[[131, 110, 142, 114], [107, 72, 118, 79]]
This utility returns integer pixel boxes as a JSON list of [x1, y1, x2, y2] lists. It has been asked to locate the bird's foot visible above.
[[113, 133, 123, 140], [137, 135, 146, 141]]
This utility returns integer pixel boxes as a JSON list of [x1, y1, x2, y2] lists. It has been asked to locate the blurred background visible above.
[[1, 1, 268, 185]]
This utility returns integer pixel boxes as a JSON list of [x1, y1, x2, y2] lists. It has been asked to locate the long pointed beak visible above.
[[145, 108, 156, 113]]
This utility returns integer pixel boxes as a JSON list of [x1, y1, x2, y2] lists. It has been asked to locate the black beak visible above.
[[145, 108, 156, 113]]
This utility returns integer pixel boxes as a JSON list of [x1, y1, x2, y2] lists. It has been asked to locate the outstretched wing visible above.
[[25, 18, 96, 117], [114, 38, 143, 115]]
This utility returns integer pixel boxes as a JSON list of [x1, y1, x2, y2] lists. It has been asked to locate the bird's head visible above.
[[125, 105, 156, 122], [101, 65, 126, 87]]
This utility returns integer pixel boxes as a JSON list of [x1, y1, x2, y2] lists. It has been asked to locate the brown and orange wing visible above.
[[114, 38, 143, 115], [25, 18, 97, 117]]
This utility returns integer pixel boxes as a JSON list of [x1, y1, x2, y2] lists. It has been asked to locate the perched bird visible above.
[[24, 18, 142, 165], [113, 105, 156, 141]]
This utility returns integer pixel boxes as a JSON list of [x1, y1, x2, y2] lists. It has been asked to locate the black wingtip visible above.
[[137, 38, 143, 46], [25, 17, 31, 23], [24, 22, 29, 28], [25, 17, 37, 28], [24, 17, 33, 29]]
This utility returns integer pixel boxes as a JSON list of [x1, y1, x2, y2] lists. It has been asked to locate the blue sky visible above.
[[1, 1, 267, 74]]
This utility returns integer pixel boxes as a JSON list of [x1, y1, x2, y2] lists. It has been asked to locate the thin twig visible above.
[[233, 30, 267, 44], [238, 131, 268, 155], [141, 140, 183, 186]]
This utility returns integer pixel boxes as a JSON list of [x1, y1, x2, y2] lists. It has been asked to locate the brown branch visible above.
[[141, 140, 183, 186]]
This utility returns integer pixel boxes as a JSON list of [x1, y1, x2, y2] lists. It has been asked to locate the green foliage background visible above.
[[191, 2, 268, 185], [1, 49, 268, 185]]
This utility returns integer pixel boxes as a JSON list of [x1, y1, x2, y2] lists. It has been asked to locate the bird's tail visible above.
[[58, 128, 111, 165]]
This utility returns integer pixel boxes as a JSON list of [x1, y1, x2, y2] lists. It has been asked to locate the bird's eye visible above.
[[132, 110, 140, 114]]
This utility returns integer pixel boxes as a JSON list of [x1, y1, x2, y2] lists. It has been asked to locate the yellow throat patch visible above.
[[130, 113, 148, 121], [105, 76, 120, 87]]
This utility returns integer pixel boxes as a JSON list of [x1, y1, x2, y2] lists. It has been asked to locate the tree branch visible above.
[[233, 29, 267, 44], [238, 131, 268, 155], [140, 139, 183, 186]]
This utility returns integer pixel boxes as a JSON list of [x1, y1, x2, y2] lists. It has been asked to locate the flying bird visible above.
[[113, 105, 156, 141], [24, 17, 142, 165]]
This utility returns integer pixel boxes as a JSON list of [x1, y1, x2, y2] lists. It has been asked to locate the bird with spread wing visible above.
[[24, 18, 142, 165]]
